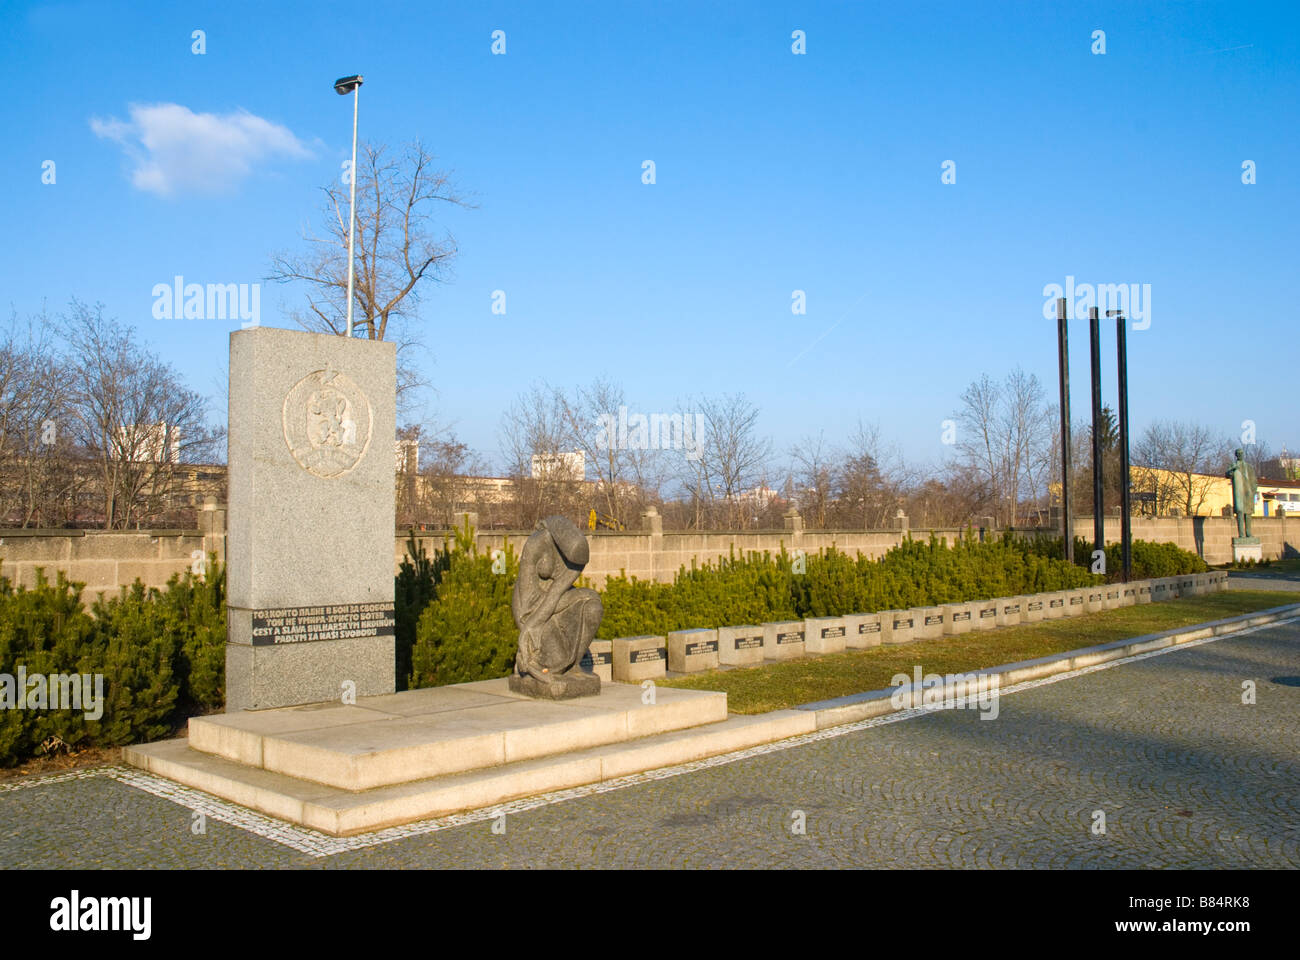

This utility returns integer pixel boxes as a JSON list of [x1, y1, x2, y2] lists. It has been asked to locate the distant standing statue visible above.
[[510, 515, 603, 699], [1225, 449, 1258, 538]]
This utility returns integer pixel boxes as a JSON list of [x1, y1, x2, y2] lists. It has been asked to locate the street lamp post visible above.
[[334, 74, 364, 338]]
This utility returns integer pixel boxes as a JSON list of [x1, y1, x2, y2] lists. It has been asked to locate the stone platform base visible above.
[[508, 670, 601, 700], [123, 677, 804, 834], [1232, 537, 1262, 563]]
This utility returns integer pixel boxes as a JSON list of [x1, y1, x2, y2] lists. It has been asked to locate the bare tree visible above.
[[789, 431, 835, 529], [953, 373, 1002, 521], [1000, 368, 1051, 524], [556, 377, 667, 529], [268, 141, 471, 411], [1133, 419, 1231, 517], [62, 301, 219, 529], [678, 393, 772, 529], [498, 383, 586, 528], [834, 419, 914, 528], [952, 368, 1051, 526]]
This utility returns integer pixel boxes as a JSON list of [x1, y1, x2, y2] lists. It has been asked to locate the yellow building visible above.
[[1050, 468, 1300, 518], [1130, 467, 1298, 517]]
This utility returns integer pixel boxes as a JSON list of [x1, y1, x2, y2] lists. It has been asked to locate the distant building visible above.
[[395, 439, 419, 474], [114, 423, 181, 463], [530, 451, 585, 481]]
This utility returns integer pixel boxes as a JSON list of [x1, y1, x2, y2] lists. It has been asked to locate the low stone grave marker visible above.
[[1084, 588, 1106, 613], [1021, 596, 1046, 623], [580, 639, 613, 681], [612, 635, 667, 682], [915, 606, 946, 640], [995, 598, 1022, 628], [1044, 592, 1068, 619], [804, 616, 847, 654], [941, 602, 974, 636], [881, 610, 917, 644], [843, 612, 883, 649], [717, 624, 765, 665], [668, 628, 720, 673], [763, 620, 806, 659]]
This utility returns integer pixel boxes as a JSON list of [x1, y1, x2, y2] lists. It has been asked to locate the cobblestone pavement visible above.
[[4, 618, 1298, 869]]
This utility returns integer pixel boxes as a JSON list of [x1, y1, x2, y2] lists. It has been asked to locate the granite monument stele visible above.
[[225, 326, 397, 711]]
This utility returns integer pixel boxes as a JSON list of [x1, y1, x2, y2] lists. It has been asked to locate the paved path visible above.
[[1227, 571, 1300, 590], [4, 617, 1298, 869]]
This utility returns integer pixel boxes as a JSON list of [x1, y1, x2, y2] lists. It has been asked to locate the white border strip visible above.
[[3, 614, 1295, 858]]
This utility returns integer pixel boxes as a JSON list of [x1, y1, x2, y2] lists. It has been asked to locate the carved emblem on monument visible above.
[[282, 366, 373, 478]]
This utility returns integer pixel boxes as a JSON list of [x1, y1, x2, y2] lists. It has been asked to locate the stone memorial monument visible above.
[[1226, 448, 1262, 562], [225, 327, 397, 711], [510, 515, 603, 699]]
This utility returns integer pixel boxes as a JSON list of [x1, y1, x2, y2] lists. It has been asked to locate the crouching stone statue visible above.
[[509, 515, 603, 699]]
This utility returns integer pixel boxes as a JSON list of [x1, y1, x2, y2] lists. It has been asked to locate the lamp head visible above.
[[334, 75, 364, 95]]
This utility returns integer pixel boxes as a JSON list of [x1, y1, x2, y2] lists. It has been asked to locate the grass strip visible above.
[[659, 590, 1300, 714]]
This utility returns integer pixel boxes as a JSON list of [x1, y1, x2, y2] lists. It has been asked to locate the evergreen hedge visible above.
[[598, 533, 1104, 638], [0, 560, 225, 767]]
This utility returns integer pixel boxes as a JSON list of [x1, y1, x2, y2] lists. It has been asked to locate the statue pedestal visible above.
[[1232, 537, 1262, 563], [508, 670, 601, 700]]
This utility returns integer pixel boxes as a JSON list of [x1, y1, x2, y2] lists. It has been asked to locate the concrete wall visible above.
[[1065, 515, 1296, 566], [396, 526, 966, 587], [0, 503, 226, 598], [3, 510, 1290, 598], [0, 530, 208, 597]]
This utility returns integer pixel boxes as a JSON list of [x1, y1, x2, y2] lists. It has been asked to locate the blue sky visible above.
[[6, 0, 1298, 474]]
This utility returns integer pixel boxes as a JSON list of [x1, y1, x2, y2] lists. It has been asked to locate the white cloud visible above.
[[90, 103, 311, 195]]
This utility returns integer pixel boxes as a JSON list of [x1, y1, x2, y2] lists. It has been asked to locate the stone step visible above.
[[124, 709, 816, 836], [186, 678, 727, 791]]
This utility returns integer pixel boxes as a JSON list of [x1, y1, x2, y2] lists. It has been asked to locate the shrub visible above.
[[395, 530, 443, 691], [1038, 534, 1209, 579], [598, 532, 1101, 638], [0, 568, 99, 763], [86, 583, 180, 745], [407, 519, 520, 689], [0, 559, 226, 766]]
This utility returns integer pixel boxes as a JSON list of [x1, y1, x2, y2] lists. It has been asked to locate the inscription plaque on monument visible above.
[[250, 602, 395, 645]]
